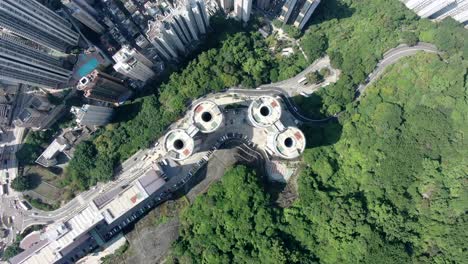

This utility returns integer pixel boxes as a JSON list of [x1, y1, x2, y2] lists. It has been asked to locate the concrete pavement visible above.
[[8, 42, 441, 244], [357, 43, 439, 96]]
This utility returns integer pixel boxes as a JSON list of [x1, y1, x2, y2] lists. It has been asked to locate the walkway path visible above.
[[17, 43, 440, 230]]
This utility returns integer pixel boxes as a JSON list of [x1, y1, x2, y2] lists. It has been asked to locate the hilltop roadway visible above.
[[18, 43, 439, 232]]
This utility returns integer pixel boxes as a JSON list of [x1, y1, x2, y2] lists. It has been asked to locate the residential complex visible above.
[[145, 0, 211, 60], [62, 0, 106, 34], [0, 0, 79, 52], [9, 92, 307, 264], [78, 70, 132, 104], [9, 165, 167, 264], [279, 0, 321, 30], [401, 0, 468, 26], [112, 46, 155, 82], [71, 104, 114, 126], [0, 32, 72, 89], [234, 0, 253, 22]]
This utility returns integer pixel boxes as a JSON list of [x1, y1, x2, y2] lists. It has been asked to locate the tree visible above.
[[173, 166, 312, 264], [10, 176, 32, 191], [301, 32, 327, 62], [319, 67, 331, 77], [1, 244, 23, 261], [401, 31, 419, 46], [306, 71, 324, 84]]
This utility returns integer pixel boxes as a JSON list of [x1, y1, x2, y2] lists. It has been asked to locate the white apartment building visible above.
[[234, 0, 252, 22], [112, 46, 155, 82], [293, 0, 321, 30], [146, 0, 210, 60], [401, 0, 468, 26]]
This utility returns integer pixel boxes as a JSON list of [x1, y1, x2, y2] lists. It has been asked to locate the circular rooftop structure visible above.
[[192, 101, 223, 133], [164, 129, 195, 161], [273, 127, 306, 160], [248, 96, 282, 128]]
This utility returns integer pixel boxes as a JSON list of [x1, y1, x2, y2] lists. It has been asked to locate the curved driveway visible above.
[[19, 43, 440, 230], [356, 43, 438, 96]]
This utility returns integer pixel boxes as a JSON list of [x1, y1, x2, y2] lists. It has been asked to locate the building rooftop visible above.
[[191, 101, 223, 133], [100, 184, 149, 224], [248, 96, 282, 128], [11, 205, 103, 264], [272, 127, 306, 159], [137, 168, 166, 195], [164, 128, 195, 161]]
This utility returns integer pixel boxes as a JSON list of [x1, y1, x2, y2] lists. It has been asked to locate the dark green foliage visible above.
[[10, 176, 33, 191], [298, 0, 468, 116], [65, 140, 114, 190], [24, 194, 58, 211], [306, 71, 324, 84], [16, 130, 54, 165], [400, 31, 419, 46], [173, 166, 313, 264], [289, 54, 467, 263], [432, 18, 468, 58], [66, 32, 304, 189], [301, 32, 327, 62], [1, 243, 23, 261], [282, 24, 302, 39]]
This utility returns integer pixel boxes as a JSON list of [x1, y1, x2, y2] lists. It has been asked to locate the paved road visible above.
[[15, 43, 440, 232], [356, 43, 438, 96]]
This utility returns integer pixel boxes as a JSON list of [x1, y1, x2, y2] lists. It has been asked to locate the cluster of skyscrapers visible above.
[[0, 0, 326, 130], [279, 0, 321, 30], [401, 0, 468, 27], [0, 0, 78, 89], [145, 0, 211, 61]]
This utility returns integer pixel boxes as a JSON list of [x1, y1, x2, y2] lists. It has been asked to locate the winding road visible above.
[[17, 43, 439, 232]]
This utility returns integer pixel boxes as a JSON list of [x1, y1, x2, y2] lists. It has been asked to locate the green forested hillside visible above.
[[297, 0, 467, 117], [173, 53, 467, 263], [65, 32, 305, 190], [173, 166, 310, 263]]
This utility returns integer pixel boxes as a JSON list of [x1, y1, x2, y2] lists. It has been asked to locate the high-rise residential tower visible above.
[[256, 0, 271, 10], [279, 0, 299, 24], [0, 0, 80, 52], [401, 0, 468, 26], [62, 0, 105, 34], [77, 70, 131, 104], [0, 32, 72, 88], [293, 0, 321, 30], [72, 104, 114, 126], [112, 46, 155, 82], [146, 0, 210, 61], [218, 0, 234, 11], [234, 0, 252, 22]]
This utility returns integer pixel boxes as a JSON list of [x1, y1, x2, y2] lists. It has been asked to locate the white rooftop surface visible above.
[[101, 184, 149, 224], [21, 205, 103, 264], [192, 101, 223, 133], [273, 127, 306, 159], [41, 139, 68, 160], [248, 96, 282, 128], [164, 129, 195, 161]]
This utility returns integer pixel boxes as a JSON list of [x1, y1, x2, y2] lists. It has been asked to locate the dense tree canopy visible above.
[[298, 0, 468, 116], [173, 166, 313, 264], [10, 175, 33, 191], [172, 53, 467, 263], [66, 31, 306, 190]]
